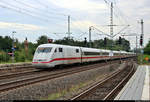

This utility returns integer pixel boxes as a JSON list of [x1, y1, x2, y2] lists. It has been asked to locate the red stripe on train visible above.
[[32, 56, 109, 64]]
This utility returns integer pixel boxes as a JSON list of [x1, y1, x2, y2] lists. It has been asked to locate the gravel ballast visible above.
[[0, 62, 125, 100]]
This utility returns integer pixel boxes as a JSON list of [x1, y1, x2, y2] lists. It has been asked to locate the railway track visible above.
[[0, 63, 32, 70], [0, 68, 42, 80], [0, 65, 35, 76], [70, 63, 135, 100], [0, 60, 121, 80], [0, 60, 121, 93]]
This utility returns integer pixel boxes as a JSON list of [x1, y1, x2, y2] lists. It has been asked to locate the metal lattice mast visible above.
[[89, 26, 92, 48], [141, 19, 144, 46], [110, 2, 113, 36], [68, 15, 70, 38]]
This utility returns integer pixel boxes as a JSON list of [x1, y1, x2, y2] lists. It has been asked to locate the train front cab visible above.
[[32, 46, 55, 68]]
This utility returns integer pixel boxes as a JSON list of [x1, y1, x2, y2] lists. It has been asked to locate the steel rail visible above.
[[70, 67, 125, 100], [0, 64, 33, 70], [70, 64, 134, 100], [103, 64, 135, 100], [0, 61, 118, 93], [0, 60, 119, 80], [0, 68, 41, 80]]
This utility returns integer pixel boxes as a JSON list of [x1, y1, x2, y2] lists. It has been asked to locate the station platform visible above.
[[115, 65, 150, 100]]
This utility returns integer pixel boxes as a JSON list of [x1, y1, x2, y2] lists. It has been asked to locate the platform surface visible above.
[[115, 65, 150, 100]]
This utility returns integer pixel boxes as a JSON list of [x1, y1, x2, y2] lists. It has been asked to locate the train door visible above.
[[65, 47, 74, 64], [53, 47, 64, 65], [79, 47, 82, 63], [75, 48, 81, 63], [59, 47, 64, 64], [63, 47, 69, 64]]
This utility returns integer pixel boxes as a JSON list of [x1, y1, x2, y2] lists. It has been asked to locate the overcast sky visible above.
[[0, 0, 149, 49]]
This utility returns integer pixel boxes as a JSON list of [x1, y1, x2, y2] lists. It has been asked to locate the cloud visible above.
[[72, 20, 98, 30], [116, 0, 150, 47], [71, 20, 108, 37], [49, 0, 107, 11], [138, 7, 150, 16], [0, 21, 44, 30]]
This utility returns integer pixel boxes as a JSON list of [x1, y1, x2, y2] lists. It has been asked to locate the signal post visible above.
[[140, 19, 144, 64]]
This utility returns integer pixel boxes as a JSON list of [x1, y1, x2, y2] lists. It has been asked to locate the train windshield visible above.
[[36, 47, 52, 53]]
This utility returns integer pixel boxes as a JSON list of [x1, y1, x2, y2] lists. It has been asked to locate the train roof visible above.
[[37, 43, 134, 54], [38, 43, 80, 48]]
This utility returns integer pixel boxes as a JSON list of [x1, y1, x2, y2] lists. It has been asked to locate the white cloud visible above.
[[71, 20, 111, 39], [0, 0, 150, 49], [115, 0, 150, 47], [49, 0, 107, 11], [138, 7, 150, 16], [72, 20, 98, 30], [0, 22, 44, 30]]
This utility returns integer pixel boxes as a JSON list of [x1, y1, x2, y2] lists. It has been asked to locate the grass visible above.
[[41, 82, 88, 100], [41, 74, 106, 100]]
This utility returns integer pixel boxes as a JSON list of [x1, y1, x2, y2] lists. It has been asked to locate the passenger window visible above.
[[37, 47, 52, 53], [54, 48, 57, 53], [59, 48, 63, 52], [76, 49, 79, 53]]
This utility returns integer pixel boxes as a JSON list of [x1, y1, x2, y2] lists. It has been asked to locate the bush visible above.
[[0, 54, 3, 62], [15, 51, 19, 62], [0, 51, 10, 63], [20, 55, 25, 62]]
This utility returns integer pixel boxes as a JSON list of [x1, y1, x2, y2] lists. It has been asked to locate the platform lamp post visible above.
[[12, 31, 16, 63]]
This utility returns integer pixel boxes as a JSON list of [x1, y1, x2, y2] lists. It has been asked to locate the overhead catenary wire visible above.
[[5, 0, 87, 40], [34, 0, 49, 8], [0, 0, 66, 21], [103, 0, 129, 25], [0, 1, 68, 29], [26, 0, 87, 39], [113, 4, 129, 24], [0, 4, 71, 42], [71, 16, 107, 36], [0, 3, 49, 22], [71, 23, 88, 40], [13, 0, 67, 17], [39, 0, 106, 40], [113, 1, 139, 25], [72, 15, 112, 40], [0, 0, 137, 43], [66, 16, 89, 38], [102, 0, 135, 41], [35, 0, 68, 16]]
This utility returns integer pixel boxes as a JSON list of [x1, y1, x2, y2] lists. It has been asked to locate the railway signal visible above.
[[104, 37, 107, 45], [140, 35, 143, 46], [48, 39, 53, 43], [119, 36, 122, 44], [84, 37, 87, 47]]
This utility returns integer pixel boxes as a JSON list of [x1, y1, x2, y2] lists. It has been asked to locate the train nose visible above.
[[33, 52, 50, 62], [32, 58, 51, 68]]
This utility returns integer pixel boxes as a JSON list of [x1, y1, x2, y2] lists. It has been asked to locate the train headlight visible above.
[[34, 59, 47, 62]]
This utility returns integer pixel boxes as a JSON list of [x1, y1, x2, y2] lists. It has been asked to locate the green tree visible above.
[[144, 41, 150, 55], [0, 36, 13, 52], [37, 35, 48, 45]]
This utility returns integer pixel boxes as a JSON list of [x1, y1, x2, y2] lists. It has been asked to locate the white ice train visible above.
[[32, 43, 135, 68]]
